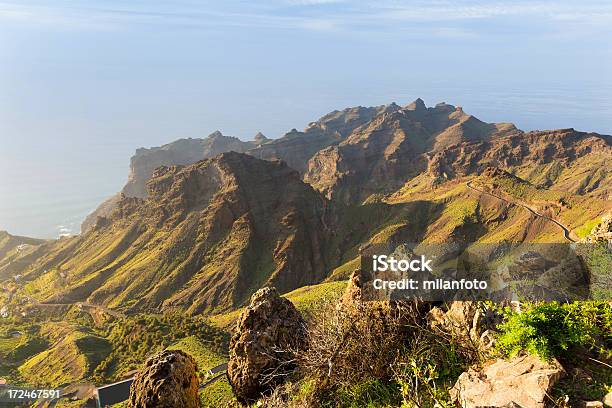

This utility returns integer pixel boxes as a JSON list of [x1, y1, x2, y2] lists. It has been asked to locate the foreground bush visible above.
[[497, 301, 612, 360], [290, 300, 477, 407], [298, 301, 415, 391]]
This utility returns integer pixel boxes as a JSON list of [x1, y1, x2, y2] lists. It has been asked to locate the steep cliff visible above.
[[82, 132, 259, 233], [248, 104, 397, 173]]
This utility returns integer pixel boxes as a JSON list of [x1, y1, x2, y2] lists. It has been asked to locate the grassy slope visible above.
[[208, 280, 347, 331], [18, 325, 111, 388], [168, 335, 226, 372], [389, 171, 610, 244]]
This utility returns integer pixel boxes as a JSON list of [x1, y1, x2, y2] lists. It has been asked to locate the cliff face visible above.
[[304, 100, 520, 203], [427, 129, 612, 195], [122, 132, 258, 199], [247, 104, 395, 174], [82, 132, 261, 233], [15, 153, 333, 314]]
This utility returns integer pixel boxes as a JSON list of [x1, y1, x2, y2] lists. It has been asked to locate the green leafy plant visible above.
[[497, 302, 611, 360]]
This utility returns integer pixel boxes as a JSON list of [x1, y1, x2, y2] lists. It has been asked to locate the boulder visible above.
[[128, 349, 199, 408], [227, 287, 306, 404], [450, 354, 565, 408]]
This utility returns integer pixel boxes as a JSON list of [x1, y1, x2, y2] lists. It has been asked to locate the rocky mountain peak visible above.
[[405, 97, 426, 111], [385, 101, 401, 111], [253, 132, 269, 144], [207, 130, 224, 139]]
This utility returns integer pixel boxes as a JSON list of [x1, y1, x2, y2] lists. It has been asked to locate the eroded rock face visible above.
[[123, 133, 256, 199], [227, 287, 306, 404], [128, 349, 200, 408], [450, 354, 565, 408], [304, 100, 521, 203], [82, 133, 257, 233], [249, 104, 391, 174]]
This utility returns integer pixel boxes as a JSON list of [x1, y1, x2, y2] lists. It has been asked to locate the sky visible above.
[[1, 0, 611, 238]]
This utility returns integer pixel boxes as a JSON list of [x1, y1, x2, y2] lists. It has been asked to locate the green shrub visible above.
[[497, 302, 611, 360]]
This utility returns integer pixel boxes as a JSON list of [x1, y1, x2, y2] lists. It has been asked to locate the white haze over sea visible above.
[[1, 0, 611, 238]]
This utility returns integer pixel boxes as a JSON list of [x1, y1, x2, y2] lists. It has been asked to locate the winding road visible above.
[[25, 299, 126, 318], [466, 180, 576, 242]]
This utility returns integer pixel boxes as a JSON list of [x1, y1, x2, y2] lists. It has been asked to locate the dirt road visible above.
[[466, 180, 576, 242]]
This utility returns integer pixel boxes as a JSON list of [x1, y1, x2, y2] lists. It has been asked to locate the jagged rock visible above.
[[427, 301, 500, 350], [405, 97, 426, 111], [253, 132, 269, 145], [122, 134, 256, 199], [128, 349, 200, 408], [339, 269, 425, 345], [227, 287, 307, 404], [305, 100, 526, 202], [249, 104, 389, 174], [584, 213, 612, 246], [450, 354, 565, 408]]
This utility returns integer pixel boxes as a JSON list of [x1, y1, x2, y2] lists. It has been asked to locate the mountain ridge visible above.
[[2, 99, 610, 318]]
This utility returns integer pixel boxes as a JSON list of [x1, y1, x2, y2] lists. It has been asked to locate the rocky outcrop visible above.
[[248, 104, 393, 174], [227, 287, 306, 404], [253, 132, 270, 145], [123, 132, 257, 199], [427, 128, 612, 192], [80, 193, 122, 233], [584, 213, 612, 245], [428, 301, 500, 350], [128, 349, 199, 408], [450, 354, 565, 408]]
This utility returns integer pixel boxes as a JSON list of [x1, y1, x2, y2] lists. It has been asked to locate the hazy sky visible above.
[[1, 0, 611, 238]]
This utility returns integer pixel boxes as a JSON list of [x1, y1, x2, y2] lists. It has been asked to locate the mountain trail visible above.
[[466, 180, 576, 242]]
